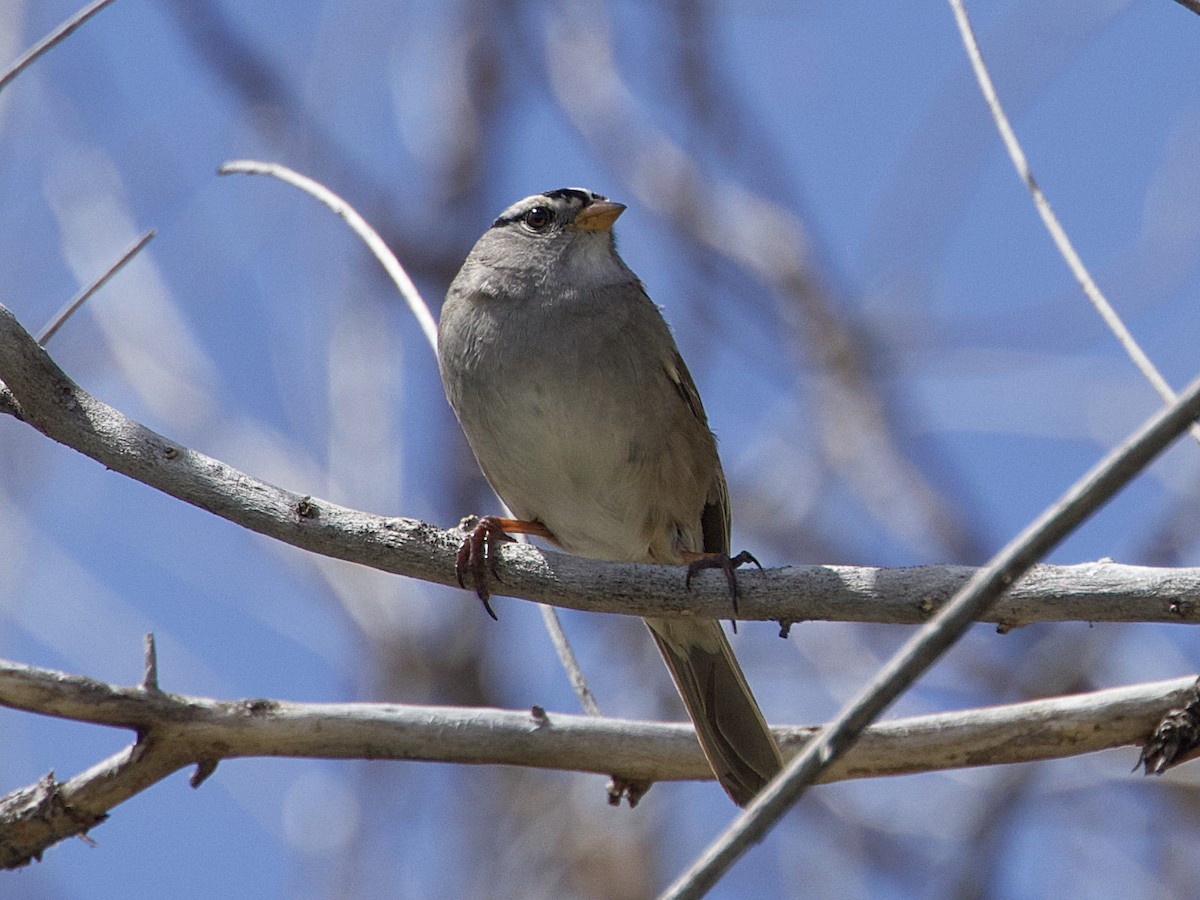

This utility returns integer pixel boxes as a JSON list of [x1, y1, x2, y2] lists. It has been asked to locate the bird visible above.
[[437, 187, 783, 806]]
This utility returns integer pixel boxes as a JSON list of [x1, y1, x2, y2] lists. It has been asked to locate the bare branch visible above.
[[0, 0, 119, 95], [0, 650, 1193, 868], [4, 300, 1200, 627], [665, 372, 1200, 898]]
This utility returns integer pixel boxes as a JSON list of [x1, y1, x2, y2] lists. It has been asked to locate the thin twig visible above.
[[37, 229, 155, 345], [0, 0, 119, 95], [662, 372, 1200, 899], [538, 604, 602, 716], [218, 160, 439, 352], [947, 0, 1200, 446]]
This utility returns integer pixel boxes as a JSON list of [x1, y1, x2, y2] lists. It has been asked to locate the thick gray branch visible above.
[[1, 304, 1200, 627], [0, 653, 1193, 868]]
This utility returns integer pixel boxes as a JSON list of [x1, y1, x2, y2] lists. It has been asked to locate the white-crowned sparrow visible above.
[[438, 188, 782, 806]]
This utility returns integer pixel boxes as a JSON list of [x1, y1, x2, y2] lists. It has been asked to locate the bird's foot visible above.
[[454, 515, 554, 620], [684, 550, 763, 622]]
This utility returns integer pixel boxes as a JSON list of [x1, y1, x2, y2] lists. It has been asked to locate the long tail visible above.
[[643, 616, 783, 806]]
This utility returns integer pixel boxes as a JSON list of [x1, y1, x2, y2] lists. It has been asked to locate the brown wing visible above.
[[651, 350, 781, 806], [663, 349, 732, 555]]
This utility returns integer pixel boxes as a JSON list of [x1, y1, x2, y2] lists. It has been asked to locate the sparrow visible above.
[[437, 188, 782, 805]]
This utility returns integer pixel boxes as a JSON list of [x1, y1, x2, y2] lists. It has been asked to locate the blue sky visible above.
[[2, 1, 1199, 897]]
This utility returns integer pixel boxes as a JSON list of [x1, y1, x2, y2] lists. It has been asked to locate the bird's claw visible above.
[[685, 549, 763, 619], [455, 515, 515, 620]]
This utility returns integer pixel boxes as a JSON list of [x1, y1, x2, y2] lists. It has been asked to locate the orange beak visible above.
[[572, 200, 626, 232]]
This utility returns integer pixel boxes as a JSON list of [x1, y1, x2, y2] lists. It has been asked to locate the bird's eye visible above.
[[523, 206, 553, 231]]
